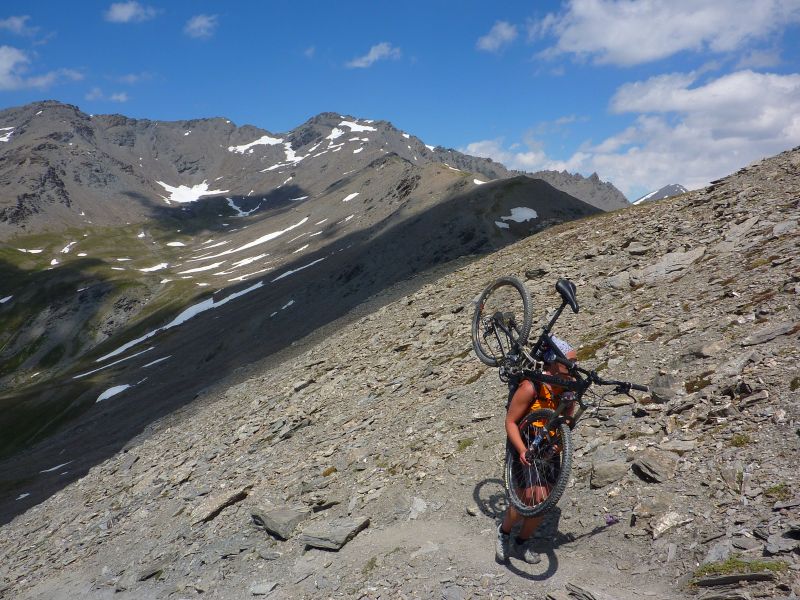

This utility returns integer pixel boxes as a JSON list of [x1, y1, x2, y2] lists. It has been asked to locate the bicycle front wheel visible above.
[[504, 408, 572, 518], [471, 276, 533, 367]]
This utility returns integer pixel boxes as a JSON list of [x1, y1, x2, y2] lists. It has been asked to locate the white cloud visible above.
[[85, 87, 104, 101], [304, 46, 315, 59], [477, 21, 518, 52], [0, 45, 82, 90], [184, 14, 218, 39], [531, 0, 800, 66], [85, 88, 129, 102], [0, 15, 37, 36], [346, 42, 401, 68], [104, 1, 158, 23], [463, 138, 556, 172], [467, 70, 800, 198], [116, 71, 152, 84]]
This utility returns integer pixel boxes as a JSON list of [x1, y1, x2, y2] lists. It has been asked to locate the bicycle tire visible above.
[[503, 408, 572, 518], [471, 276, 533, 367]]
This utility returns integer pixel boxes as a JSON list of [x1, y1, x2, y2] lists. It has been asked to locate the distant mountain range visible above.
[[633, 183, 688, 205], [0, 101, 628, 237]]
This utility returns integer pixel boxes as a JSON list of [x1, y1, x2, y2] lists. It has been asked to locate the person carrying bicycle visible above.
[[495, 335, 577, 564]]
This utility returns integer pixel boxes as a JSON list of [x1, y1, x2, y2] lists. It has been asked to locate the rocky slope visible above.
[[0, 146, 797, 598]]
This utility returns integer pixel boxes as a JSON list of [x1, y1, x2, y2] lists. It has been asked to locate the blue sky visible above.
[[1, 1, 799, 199]]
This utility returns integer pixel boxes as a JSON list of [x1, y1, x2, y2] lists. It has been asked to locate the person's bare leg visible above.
[[501, 505, 521, 533], [518, 515, 544, 539]]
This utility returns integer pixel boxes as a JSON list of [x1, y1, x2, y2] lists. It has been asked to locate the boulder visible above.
[[590, 461, 629, 488], [632, 449, 678, 483]]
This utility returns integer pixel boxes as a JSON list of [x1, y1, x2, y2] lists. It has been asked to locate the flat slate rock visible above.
[[741, 321, 797, 346], [693, 572, 775, 587], [251, 506, 310, 540], [298, 516, 369, 550], [590, 461, 629, 489], [190, 485, 251, 525]]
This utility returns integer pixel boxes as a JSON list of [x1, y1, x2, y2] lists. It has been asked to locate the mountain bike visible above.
[[471, 276, 648, 517]]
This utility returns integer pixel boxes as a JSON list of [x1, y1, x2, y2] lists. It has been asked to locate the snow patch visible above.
[[0, 296, 12, 304], [178, 261, 225, 274], [226, 197, 262, 217], [494, 221, 510, 230], [343, 192, 359, 202], [166, 242, 186, 247], [96, 385, 131, 403], [228, 135, 283, 153], [156, 180, 229, 204], [17, 248, 43, 254], [40, 461, 73, 473], [402, 133, 410, 139], [353, 147, 363, 154], [139, 263, 168, 272], [60, 242, 77, 253], [499, 207, 538, 223], [142, 356, 171, 368], [339, 120, 376, 133], [137, 231, 145, 238], [0, 127, 14, 142], [292, 244, 309, 253], [474, 179, 487, 185], [425, 144, 434, 151], [271, 257, 326, 282]]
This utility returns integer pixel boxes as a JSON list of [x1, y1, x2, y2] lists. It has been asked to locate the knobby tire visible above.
[[503, 408, 572, 518], [471, 276, 533, 367]]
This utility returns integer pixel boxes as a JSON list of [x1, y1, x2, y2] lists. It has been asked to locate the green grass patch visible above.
[[361, 556, 377, 576], [616, 320, 631, 329], [693, 556, 788, 579], [729, 433, 751, 447], [457, 438, 474, 452], [764, 483, 791, 501], [576, 339, 605, 361]]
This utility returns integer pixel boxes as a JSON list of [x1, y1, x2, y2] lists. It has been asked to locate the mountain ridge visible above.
[[0, 100, 628, 237]]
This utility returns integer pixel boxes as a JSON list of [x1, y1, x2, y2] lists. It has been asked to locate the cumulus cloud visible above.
[[0, 45, 82, 90], [110, 92, 129, 102], [0, 15, 38, 36], [346, 42, 401, 68], [467, 70, 800, 197], [184, 14, 218, 39], [530, 0, 800, 66], [304, 46, 315, 59], [477, 21, 518, 52], [104, 1, 158, 23]]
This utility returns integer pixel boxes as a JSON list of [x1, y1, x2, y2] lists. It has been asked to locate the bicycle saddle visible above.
[[555, 279, 579, 313]]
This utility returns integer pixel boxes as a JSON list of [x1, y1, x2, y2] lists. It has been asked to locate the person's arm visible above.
[[505, 379, 535, 466]]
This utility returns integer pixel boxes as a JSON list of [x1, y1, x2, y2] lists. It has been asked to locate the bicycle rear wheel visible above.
[[471, 276, 532, 367], [504, 408, 572, 518]]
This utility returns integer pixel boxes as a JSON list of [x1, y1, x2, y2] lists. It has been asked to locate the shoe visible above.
[[515, 538, 542, 564], [495, 525, 510, 563]]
